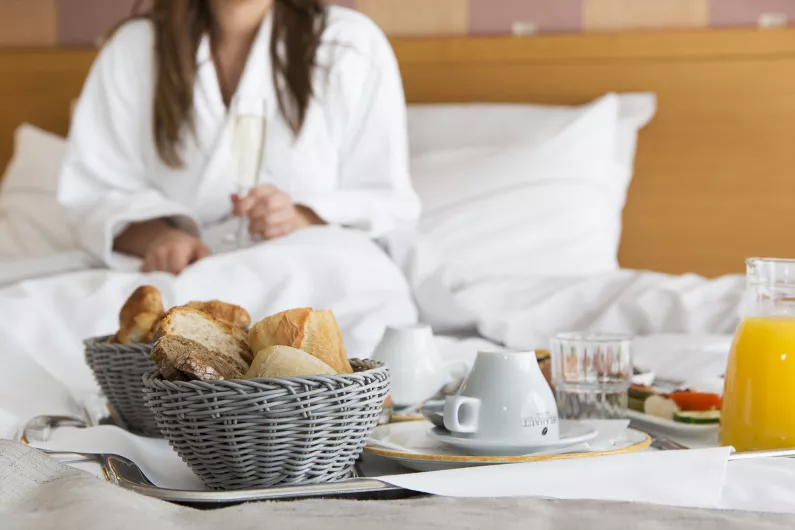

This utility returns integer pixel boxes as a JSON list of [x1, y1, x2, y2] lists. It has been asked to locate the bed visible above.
[[1, 26, 795, 522], [0, 26, 788, 389]]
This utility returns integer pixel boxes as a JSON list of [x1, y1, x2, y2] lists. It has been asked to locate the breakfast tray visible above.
[[27, 413, 793, 507], [19, 415, 418, 506]]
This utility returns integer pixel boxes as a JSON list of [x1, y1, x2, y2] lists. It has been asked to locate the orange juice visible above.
[[720, 317, 795, 451]]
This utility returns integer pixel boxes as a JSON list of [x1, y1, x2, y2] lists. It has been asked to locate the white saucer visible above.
[[364, 420, 650, 472], [427, 421, 599, 456]]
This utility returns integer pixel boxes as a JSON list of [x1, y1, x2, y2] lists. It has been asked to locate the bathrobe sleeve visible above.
[[292, 22, 421, 239], [57, 22, 199, 268]]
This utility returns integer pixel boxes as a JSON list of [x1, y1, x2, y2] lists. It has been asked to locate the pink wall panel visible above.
[[56, 0, 139, 45], [469, 0, 582, 35], [710, 0, 795, 27], [0, 0, 791, 47]]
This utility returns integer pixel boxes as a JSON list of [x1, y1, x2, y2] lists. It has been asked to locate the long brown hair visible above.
[[131, 0, 327, 168]]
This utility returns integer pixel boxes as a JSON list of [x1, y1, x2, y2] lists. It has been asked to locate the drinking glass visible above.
[[550, 332, 633, 419], [720, 258, 795, 452], [225, 95, 268, 249]]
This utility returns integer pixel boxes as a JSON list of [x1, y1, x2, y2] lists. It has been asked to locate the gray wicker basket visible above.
[[142, 359, 390, 491], [84, 337, 161, 437]]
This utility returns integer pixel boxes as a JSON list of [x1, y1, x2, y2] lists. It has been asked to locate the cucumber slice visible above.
[[674, 410, 720, 424]]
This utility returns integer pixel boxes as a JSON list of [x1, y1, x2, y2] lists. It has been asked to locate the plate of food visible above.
[[626, 384, 721, 435]]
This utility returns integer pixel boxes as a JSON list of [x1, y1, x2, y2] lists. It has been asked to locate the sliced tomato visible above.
[[667, 392, 722, 411]]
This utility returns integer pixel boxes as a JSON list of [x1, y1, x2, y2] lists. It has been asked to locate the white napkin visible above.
[[30, 425, 204, 490], [0, 351, 88, 441], [722, 458, 795, 514], [379, 447, 732, 509]]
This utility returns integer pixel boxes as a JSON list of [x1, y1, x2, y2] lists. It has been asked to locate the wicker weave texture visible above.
[[143, 360, 390, 491], [84, 337, 161, 437]]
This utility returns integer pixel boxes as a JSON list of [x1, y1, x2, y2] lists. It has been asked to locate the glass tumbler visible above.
[[550, 332, 633, 419]]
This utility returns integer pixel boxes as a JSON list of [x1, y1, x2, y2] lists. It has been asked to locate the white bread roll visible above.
[[248, 308, 353, 373], [245, 346, 337, 379]]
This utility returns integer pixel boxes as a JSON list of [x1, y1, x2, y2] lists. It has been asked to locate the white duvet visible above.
[[0, 227, 417, 438], [461, 270, 743, 348]]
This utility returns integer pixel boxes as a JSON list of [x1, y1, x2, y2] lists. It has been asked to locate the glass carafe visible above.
[[720, 258, 795, 452]]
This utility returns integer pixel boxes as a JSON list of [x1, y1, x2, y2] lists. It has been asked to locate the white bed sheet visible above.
[[0, 253, 746, 436], [0, 251, 97, 288], [0, 226, 417, 439]]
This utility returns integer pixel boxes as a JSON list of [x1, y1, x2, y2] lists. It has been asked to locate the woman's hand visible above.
[[141, 228, 211, 274], [232, 185, 324, 240]]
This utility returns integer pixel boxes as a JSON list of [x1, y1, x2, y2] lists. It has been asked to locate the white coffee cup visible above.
[[444, 350, 559, 443], [371, 324, 467, 407]]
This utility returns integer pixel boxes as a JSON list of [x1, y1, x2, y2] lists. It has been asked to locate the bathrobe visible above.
[[58, 7, 420, 268]]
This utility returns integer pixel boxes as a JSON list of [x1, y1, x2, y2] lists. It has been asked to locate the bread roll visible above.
[[248, 309, 353, 374], [152, 335, 245, 382], [116, 312, 161, 345], [184, 301, 251, 330], [120, 286, 163, 328], [116, 285, 164, 345], [245, 346, 337, 379], [160, 307, 253, 373]]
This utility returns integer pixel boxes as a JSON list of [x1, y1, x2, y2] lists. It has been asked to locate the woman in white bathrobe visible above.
[[58, 0, 419, 274]]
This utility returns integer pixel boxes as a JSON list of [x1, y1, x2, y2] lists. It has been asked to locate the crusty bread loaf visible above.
[[185, 301, 251, 330], [307, 310, 350, 371], [159, 307, 253, 374], [152, 335, 244, 382], [116, 286, 164, 345], [117, 312, 161, 345], [245, 345, 337, 379], [120, 286, 163, 328], [151, 335, 183, 381], [248, 309, 353, 374]]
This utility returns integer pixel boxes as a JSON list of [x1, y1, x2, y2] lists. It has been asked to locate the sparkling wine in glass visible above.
[[226, 96, 267, 248]]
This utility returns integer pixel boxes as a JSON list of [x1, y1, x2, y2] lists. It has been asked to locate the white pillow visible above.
[[409, 92, 656, 184], [406, 93, 656, 330], [0, 124, 75, 259], [412, 94, 622, 283]]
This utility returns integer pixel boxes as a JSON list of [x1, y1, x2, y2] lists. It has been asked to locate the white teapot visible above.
[[371, 324, 466, 408]]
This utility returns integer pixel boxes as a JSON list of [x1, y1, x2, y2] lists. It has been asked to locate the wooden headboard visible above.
[[0, 50, 93, 170], [2, 28, 795, 277]]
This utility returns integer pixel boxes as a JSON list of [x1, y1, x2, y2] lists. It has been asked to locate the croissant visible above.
[[115, 285, 164, 345]]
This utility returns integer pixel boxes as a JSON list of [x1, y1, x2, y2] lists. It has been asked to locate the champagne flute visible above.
[[226, 95, 268, 248]]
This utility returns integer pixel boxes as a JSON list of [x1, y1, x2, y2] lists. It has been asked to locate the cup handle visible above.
[[444, 396, 481, 434]]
